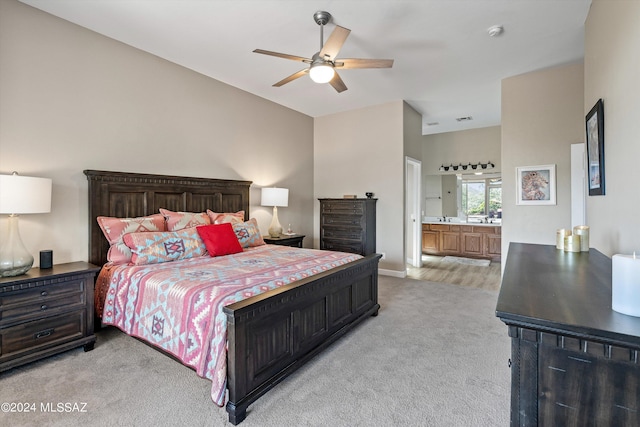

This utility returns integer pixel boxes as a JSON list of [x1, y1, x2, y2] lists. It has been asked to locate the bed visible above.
[[84, 170, 381, 425]]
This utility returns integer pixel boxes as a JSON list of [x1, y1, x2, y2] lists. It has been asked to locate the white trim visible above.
[[379, 268, 407, 278]]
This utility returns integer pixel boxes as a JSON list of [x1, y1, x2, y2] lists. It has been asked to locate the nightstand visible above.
[[0, 262, 101, 372], [263, 234, 305, 248]]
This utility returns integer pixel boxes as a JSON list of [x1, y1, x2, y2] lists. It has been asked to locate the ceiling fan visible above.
[[253, 11, 393, 93]]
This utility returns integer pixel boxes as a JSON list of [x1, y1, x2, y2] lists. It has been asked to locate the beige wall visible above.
[[584, 0, 640, 256], [0, 0, 314, 265], [314, 101, 406, 273], [422, 126, 501, 176], [501, 62, 584, 258]]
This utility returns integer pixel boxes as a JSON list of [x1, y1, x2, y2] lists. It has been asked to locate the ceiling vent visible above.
[[455, 116, 473, 122]]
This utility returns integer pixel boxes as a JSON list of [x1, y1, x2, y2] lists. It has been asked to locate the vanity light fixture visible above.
[[439, 162, 495, 173]]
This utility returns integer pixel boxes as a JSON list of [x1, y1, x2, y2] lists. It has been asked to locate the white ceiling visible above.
[[20, 0, 592, 135]]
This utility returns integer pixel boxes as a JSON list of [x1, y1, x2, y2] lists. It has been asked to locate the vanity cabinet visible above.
[[422, 223, 501, 261]]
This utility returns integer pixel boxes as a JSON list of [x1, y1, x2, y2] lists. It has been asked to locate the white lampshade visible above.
[[0, 172, 52, 277], [0, 173, 52, 214], [309, 63, 335, 84], [261, 187, 289, 207]]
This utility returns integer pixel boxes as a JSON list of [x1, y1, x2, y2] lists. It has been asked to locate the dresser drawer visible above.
[[321, 201, 364, 215], [0, 310, 86, 358], [322, 214, 364, 227], [321, 239, 364, 255], [321, 227, 364, 240]]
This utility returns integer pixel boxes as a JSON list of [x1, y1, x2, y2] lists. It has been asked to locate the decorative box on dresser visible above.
[[0, 262, 101, 372], [496, 243, 640, 426], [319, 198, 376, 256]]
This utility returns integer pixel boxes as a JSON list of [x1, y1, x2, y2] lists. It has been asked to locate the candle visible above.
[[564, 235, 581, 253], [556, 229, 572, 250], [612, 253, 640, 317], [573, 225, 590, 252]]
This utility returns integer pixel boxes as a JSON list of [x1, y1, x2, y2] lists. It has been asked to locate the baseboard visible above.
[[378, 268, 407, 278]]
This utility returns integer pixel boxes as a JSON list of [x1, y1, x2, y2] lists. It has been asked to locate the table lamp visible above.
[[261, 187, 288, 237], [0, 172, 52, 277]]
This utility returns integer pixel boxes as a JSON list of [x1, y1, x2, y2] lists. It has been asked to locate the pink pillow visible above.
[[97, 214, 166, 264], [232, 218, 265, 248], [123, 227, 206, 265], [159, 208, 210, 231], [207, 210, 245, 225], [196, 223, 243, 257]]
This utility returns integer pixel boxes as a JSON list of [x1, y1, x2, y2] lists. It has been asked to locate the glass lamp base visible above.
[[0, 215, 34, 277]]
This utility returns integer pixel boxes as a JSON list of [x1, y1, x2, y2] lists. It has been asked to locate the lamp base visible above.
[[268, 206, 283, 237], [0, 215, 34, 277]]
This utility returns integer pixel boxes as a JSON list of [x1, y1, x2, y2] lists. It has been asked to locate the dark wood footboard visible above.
[[224, 253, 381, 425]]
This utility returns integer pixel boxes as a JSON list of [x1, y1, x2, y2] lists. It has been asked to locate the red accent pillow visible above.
[[196, 223, 243, 257]]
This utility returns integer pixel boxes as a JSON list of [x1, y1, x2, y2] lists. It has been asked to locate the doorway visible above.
[[405, 157, 422, 268]]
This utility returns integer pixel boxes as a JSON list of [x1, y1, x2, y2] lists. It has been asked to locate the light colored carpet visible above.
[[441, 256, 491, 267], [0, 276, 510, 427]]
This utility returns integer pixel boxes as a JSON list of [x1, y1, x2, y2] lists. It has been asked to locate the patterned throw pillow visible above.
[[97, 214, 166, 264], [196, 223, 243, 257], [123, 227, 207, 265], [232, 218, 265, 248], [207, 210, 245, 225], [159, 208, 211, 231]]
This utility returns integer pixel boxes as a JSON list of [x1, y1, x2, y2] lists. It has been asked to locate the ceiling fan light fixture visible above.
[[309, 62, 335, 83]]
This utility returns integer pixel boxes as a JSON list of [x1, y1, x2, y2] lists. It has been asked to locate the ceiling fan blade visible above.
[[329, 71, 348, 93], [273, 69, 309, 87], [335, 58, 394, 69], [253, 49, 311, 63], [319, 25, 351, 60]]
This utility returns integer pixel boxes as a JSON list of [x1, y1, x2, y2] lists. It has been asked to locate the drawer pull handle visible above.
[[40, 304, 48, 310], [41, 291, 48, 296], [35, 328, 55, 339]]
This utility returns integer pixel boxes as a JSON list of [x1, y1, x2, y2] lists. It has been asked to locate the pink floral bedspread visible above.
[[97, 245, 361, 405]]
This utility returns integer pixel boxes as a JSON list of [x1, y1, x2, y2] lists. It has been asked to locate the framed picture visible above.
[[586, 98, 605, 195], [516, 164, 556, 205]]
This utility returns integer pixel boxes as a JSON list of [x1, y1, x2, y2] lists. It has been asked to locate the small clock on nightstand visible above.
[[263, 234, 305, 248]]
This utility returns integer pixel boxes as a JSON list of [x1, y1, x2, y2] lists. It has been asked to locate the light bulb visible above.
[[309, 63, 335, 83]]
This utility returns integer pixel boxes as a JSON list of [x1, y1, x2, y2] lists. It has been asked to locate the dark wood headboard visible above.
[[84, 170, 252, 266]]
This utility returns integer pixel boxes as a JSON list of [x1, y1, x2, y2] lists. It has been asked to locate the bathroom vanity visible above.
[[422, 221, 501, 261]]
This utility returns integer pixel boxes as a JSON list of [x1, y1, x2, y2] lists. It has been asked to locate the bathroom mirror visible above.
[[423, 173, 502, 222]]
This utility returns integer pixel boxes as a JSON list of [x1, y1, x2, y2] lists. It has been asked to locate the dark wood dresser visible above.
[[319, 198, 376, 256], [0, 262, 101, 372], [496, 243, 640, 426]]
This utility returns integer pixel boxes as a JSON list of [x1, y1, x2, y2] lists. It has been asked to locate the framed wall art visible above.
[[586, 98, 605, 196], [516, 164, 556, 205]]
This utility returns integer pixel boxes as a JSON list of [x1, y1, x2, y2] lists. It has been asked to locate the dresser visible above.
[[319, 198, 376, 256], [496, 243, 640, 426], [0, 262, 101, 372]]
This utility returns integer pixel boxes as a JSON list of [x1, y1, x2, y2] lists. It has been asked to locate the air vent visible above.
[[456, 116, 473, 122], [426, 122, 440, 126]]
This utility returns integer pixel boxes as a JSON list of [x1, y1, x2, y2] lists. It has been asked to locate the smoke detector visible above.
[[487, 25, 504, 37]]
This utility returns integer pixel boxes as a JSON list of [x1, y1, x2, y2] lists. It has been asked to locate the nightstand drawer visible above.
[[0, 310, 86, 358], [0, 279, 84, 306], [0, 292, 84, 322]]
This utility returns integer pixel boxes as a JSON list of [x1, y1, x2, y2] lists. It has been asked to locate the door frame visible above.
[[405, 156, 422, 267]]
